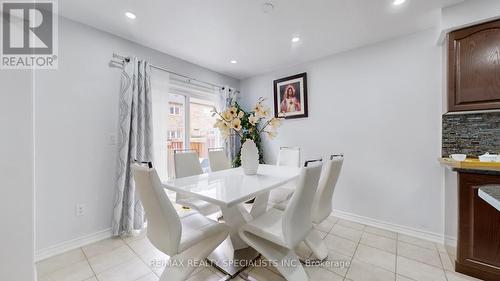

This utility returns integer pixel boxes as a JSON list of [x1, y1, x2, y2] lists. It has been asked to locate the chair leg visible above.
[[250, 191, 270, 218], [304, 229, 328, 261], [239, 230, 309, 281], [160, 230, 228, 281]]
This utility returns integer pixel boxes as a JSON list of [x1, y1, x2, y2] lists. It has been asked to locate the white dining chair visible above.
[[311, 155, 343, 224], [268, 147, 301, 205], [174, 150, 220, 216], [131, 163, 229, 281], [273, 155, 344, 260], [208, 148, 231, 172], [239, 162, 323, 281]]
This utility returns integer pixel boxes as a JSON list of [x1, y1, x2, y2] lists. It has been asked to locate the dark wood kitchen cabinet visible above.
[[448, 20, 500, 112], [456, 171, 500, 280]]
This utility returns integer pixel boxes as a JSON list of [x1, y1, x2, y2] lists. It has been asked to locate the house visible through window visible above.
[[168, 129, 182, 140], [169, 105, 181, 115]]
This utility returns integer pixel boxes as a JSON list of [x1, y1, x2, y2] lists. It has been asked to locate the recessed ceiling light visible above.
[[230, 60, 237, 64], [291, 37, 300, 43], [393, 0, 406, 5], [125, 12, 136, 19], [262, 2, 274, 13]]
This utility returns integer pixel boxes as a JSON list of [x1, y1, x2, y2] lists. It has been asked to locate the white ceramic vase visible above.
[[241, 139, 259, 175]]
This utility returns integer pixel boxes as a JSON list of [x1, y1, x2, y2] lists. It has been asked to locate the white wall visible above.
[[240, 29, 444, 236], [438, 0, 500, 44], [34, 17, 239, 253], [0, 71, 35, 278]]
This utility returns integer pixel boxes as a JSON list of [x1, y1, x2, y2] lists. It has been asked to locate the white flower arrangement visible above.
[[212, 97, 283, 140]]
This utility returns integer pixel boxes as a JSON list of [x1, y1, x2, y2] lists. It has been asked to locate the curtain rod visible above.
[[112, 53, 239, 93]]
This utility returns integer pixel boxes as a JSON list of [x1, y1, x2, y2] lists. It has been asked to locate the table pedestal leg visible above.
[[220, 204, 252, 250], [208, 203, 260, 278]]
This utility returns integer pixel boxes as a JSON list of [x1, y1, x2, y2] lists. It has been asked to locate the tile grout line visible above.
[[350, 230, 397, 278], [329, 219, 395, 279], [306, 220, 347, 280], [130, 237, 167, 281], [395, 234, 419, 281], [325, 221, 350, 279], [91, 238, 148, 280], [80, 246, 99, 281], [436, 244, 450, 281], [356, 226, 440, 280], [358, 232, 397, 256], [397, 234, 438, 252], [395, 233, 438, 281], [37, 248, 92, 280], [397, 240, 450, 271], [344, 222, 360, 281], [328, 221, 351, 279], [120, 236, 160, 280], [122, 235, 211, 281]]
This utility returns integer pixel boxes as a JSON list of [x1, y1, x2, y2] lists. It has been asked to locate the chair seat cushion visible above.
[[240, 208, 288, 248], [177, 198, 220, 216], [178, 211, 227, 252], [268, 181, 296, 204], [269, 199, 289, 211]]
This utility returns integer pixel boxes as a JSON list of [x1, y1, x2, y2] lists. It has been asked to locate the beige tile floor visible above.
[[36, 215, 484, 281]]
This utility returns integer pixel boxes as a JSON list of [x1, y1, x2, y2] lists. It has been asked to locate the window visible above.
[[151, 70, 223, 180], [168, 129, 182, 140], [169, 105, 181, 115], [189, 97, 222, 173]]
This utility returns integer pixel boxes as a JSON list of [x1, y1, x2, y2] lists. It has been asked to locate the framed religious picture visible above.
[[273, 72, 308, 119]]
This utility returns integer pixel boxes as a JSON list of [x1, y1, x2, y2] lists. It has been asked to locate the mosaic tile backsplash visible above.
[[442, 112, 500, 157]]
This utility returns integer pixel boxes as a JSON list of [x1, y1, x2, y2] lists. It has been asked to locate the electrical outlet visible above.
[[76, 204, 86, 217]]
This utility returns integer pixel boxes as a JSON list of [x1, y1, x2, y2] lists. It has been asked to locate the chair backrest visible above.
[[174, 151, 203, 178], [282, 162, 323, 247], [208, 149, 231, 172], [311, 156, 344, 223], [131, 164, 182, 256], [277, 147, 301, 168]]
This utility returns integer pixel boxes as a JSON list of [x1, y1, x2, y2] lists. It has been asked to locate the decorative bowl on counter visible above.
[[479, 153, 499, 162], [450, 154, 467, 161]]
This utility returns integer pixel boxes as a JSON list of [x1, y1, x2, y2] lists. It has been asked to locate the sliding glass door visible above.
[[152, 70, 222, 180], [166, 93, 186, 178], [189, 97, 223, 173]]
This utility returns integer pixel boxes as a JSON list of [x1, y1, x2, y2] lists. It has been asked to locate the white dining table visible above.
[[162, 164, 301, 278]]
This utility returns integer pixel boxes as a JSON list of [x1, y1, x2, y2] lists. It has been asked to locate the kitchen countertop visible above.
[[479, 185, 500, 212], [439, 158, 500, 172]]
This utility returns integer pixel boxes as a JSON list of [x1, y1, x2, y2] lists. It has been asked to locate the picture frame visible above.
[[273, 72, 308, 119]]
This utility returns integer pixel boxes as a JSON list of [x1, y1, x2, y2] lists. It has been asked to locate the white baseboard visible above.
[[35, 211, 449, 261], [332, 209, 445, 244], [35, 228, 113, 262], [444, 235, 457, 248]]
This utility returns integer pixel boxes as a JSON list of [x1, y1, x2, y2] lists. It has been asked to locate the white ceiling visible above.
[[59, 0, 464, 79]]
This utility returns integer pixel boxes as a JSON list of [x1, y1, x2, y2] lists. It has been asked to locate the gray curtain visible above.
[[112, 58, 153, 236], [219, 87, 239, 165]]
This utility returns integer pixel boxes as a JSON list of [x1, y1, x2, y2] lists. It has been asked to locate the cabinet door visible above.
[[457, 172, 500, 280], [448, 20, 500, 112]]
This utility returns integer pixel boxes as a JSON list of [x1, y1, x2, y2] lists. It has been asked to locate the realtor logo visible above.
[[1, 1, 58, 69]]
